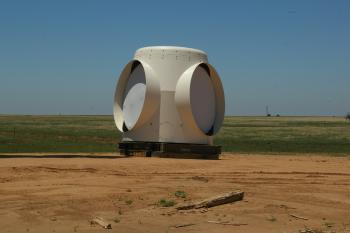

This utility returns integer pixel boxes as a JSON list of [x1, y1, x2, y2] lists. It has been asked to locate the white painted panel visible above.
[[115, 46, 224, 144], [190, 66, 216, 133], [122, 64, 146, 130]]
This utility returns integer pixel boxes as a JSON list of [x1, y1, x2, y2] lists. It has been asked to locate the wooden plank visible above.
[[176, 190, 244, 210]]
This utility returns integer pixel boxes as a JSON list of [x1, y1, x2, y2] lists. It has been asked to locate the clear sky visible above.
[[0, 0, 349, 116]]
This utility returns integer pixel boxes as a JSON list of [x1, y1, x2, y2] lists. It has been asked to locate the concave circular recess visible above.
[[174, 63, 224, 136], [190, 66, 216, 133], [122, 64, 146, 130]]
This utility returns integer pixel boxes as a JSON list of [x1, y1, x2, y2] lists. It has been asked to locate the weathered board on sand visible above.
[[176, 190, 244, 210]]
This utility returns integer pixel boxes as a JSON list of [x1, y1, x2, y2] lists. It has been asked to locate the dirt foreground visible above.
[[0, 153, 349, 233]]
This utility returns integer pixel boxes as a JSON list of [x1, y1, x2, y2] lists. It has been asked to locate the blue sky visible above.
[[0, 0, 349, 116]]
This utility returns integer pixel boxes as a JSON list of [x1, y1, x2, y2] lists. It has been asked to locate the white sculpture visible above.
[[114, 46, 225, 158]]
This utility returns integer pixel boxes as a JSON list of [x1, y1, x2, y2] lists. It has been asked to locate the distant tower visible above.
[[266, 105, 271, 117]]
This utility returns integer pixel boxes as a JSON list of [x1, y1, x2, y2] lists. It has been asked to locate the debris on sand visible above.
[[207, 220, 248, 226], [295, 227, 327, 233], [190, 176, 209, 182], [90, 217, 112, 229], [172, 223, 196, 228], [176, 190, 244, 210], [289, 213, 309, 220]]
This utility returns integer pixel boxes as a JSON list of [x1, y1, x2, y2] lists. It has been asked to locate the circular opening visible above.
[[122, 63, 146, 130], [190, 65, 216, 134]]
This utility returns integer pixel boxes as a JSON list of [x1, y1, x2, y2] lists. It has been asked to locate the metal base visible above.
[[118, 141, 221, 159]]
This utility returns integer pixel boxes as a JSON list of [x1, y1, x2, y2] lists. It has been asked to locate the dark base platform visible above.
[[118, 141, 221, 159]]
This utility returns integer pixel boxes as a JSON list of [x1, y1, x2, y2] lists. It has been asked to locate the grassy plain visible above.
[[0, 115, 118, 153], [0, 115, 349, 154], [217, 116, 350, 154]]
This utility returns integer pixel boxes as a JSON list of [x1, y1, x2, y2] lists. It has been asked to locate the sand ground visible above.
[[0, 153, 349, 233]]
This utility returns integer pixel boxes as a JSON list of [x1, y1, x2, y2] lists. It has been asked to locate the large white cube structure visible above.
[[114, 46, 225, 158]]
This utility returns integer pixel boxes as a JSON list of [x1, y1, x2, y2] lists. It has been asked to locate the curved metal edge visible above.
[[133, 60, 160, 129], [174, 63, 202, 135], [113, 60, 160, 132], [207, 64, 225, 135], [114, 60, 133, 132], [174, 63, 225, 136]]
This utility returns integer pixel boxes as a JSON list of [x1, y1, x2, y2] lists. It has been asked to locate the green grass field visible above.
[[218, 116, 350, 154], [0, 115, 349, 154]]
